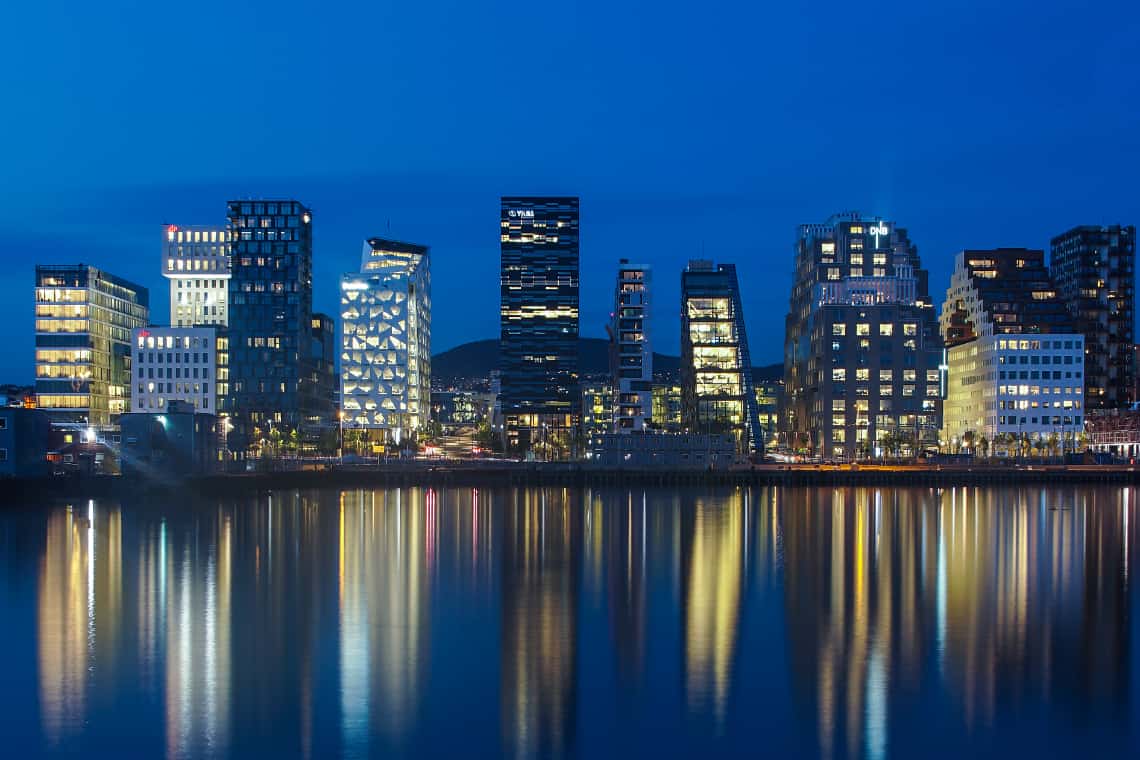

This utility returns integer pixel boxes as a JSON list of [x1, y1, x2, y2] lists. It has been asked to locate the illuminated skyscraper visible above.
[[609, 260, 652, 432], [162, 225, 231, 327], [499, 196, 580, 451], [680, 260, 762, 454], [34, 264, 149, 425], [340, 239, 431, 442], [1049, 225, 1135, 411], [783, 214, 942, 459]]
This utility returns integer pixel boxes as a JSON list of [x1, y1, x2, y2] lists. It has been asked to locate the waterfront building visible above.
[[940, 248, 1085, 450], [340, 238, 431, 443], [430, 391, 492, 427], [163, 225, 232, 327], [609, 261, 652, 432], [34, 264, 149, 425], [651, 383, 683, 432], [680, 260, 762, 454], [120, 400, 220, 478], [0, 407, 51, 477], [0, 384, 36, 408], [1086, 409, 1140, 458], [754, 379, 783, 449], [580, 382, 615, 448], [782, 214, 942, 459], [1050, 225, 1135, 410], [499, 196, 580, 451], [588, 432, 736, 469], [131, 327, 218, 414], [310, 312, 337, 435], [225, 200, 322, 448]]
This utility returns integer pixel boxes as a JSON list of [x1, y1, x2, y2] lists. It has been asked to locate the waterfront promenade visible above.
[[4, 460, 1140, 503]]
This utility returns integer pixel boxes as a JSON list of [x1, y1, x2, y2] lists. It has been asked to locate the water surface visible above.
[[0, 485, 1136, 758]]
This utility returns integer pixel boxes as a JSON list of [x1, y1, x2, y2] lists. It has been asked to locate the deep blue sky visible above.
[[2, 0, 1138, 382]]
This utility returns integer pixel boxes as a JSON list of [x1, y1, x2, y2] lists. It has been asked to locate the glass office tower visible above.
[[499, 196, 580, 453], [225, 199, 318, 450], [340, 238, 431, 443], [680, 260, 762, 455], [35, 264, 149, 425], [1050, 225, 1135, 411]]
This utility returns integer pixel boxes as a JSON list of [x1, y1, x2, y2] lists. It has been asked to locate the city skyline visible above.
[[3, 2, 1138, 383], [9, 196, 1134, 385]]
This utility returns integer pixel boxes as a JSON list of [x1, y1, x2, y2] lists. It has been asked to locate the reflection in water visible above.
[[37, 502, 122, 747], [605, 491, 648, 691], [20, 485, 1136, 758], [338, 488, 434, 755], [500, 489, 580, 758], [783, 486, 1134, 758], [784, 488, 934, 759], [681, 491, 745, 728], [161, 511, 233, 759]]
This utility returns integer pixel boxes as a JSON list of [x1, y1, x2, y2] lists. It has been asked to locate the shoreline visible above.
[[3, 462, 1139, 503]]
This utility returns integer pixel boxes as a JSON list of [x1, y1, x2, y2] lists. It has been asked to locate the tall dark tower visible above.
[[499, 196, 580, 454], [1050, 225, 1136, 411], [225, 200, 319, 450]]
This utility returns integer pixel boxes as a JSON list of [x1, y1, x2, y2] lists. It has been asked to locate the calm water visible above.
[[0, 485, 1137, 758]]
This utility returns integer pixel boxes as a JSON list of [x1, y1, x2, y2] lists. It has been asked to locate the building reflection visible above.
[[37, 502, 123, 747], [782, 486, 1132, 757], [158, 510, 233, 759], [596, 491, 648, 692], [338, 488, 434, 755], [783, 488, 935, 758], [937, 487, 1130, 725], [500, 488, 581, 758], [680, 490, 746, 728]]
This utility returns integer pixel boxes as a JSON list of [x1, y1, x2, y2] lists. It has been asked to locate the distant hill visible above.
[[433, 338, 781, 382]]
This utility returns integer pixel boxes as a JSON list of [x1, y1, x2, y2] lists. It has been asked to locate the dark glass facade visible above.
[[680, 261, 763, 454], [499, 196, 580, 451], [310, 312, 337, 435], [225, 200, 321, 448], [1050, 225, 1136, 410]]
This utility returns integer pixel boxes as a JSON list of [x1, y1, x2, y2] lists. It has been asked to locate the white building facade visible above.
[[610, 261, 652, 432], [132, 327, 218, 414], [941, 248, 1086, 451], [163, 225, 232, 327], [340, 239, 431, 442], [943, 334, 1086, 446]]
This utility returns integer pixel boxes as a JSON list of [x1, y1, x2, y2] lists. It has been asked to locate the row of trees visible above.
[[950, 430, 1086, 458]]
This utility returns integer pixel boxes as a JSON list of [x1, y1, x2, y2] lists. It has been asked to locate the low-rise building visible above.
[[431, 391, 493, 427], [1086, 409, 1140, 458], [581, 382, 614, 446], [651, 383, 683, 432], [588, 432, 737, 469], [120, 401, 220, 479], [0, 407, 51, 477]]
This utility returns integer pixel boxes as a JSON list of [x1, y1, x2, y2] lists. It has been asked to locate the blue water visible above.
[[0, 485, 1136, 758]]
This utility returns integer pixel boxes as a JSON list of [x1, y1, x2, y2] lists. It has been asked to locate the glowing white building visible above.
[[340, 239, 431, 442], [130, 326, 218, 414], [162, 224, 231, 327]]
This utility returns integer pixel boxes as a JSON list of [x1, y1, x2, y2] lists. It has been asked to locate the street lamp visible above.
[[338, 410, 344, 462]]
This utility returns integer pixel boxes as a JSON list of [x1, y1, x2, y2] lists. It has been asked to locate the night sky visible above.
[[2, 0, 1138, 382]]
